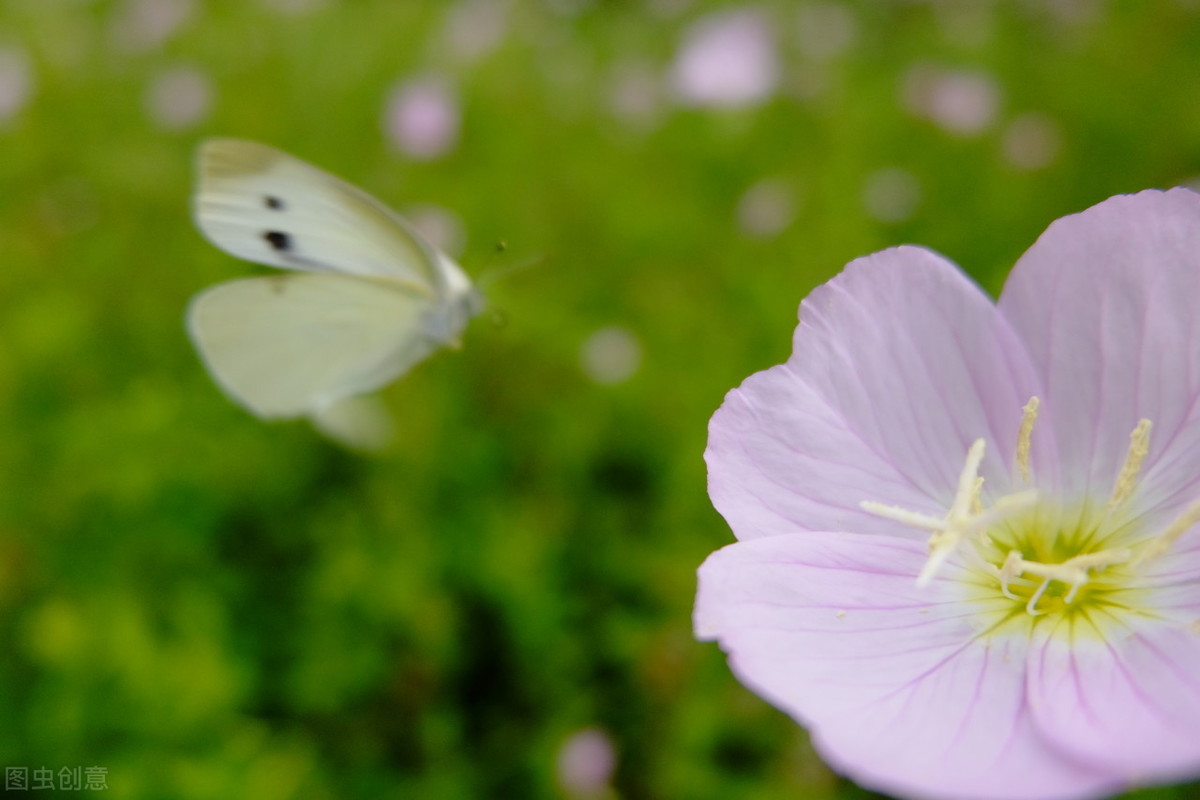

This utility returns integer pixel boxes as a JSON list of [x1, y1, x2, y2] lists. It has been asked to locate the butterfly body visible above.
[[188, 138, 480, 448]]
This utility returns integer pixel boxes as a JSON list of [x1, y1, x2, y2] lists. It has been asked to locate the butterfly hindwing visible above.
[[187, 272, 440, 418]]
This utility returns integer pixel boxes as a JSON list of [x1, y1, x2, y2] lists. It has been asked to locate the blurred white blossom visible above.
[[260, 0, 327, 14], [796, 2, 858, 62], [0, 47, 33, 125], [404, 203, 467, 259], [737, 178, 796, 237], [609, 60, 665, 130], [1002, 112, 1063, 171], [863, 167, 921, 224], [145, 66, 213, 130], [581, 327, 642, 386], [443, 0, 510, 63], [111, 0, 194, 52]]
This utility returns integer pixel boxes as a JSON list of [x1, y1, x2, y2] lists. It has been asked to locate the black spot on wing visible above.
[[263, 230, 292, 252], [264, 195, 285, 210]]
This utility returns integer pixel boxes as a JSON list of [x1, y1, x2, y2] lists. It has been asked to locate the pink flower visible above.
[[669, 8, 779, 109], [383, 74, 460, 161], [696, 189, 1200, 800]]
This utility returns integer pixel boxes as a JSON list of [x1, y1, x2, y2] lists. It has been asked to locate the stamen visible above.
[[960, 490, 1038, 537], [998, 550, 1023, 599], [859, 502, 948, 531], [1016, 396, 1039, 484], [1026, 579, 1051, 616], [1133, 499, 1200, 565], [862, 439, 1037, 589], [971, 477, 984, 515], [1001, 547, 1133, 612], [950, 439, 987, 521], [916, 532, 961, 588], [1109, 418, 1153, 509]]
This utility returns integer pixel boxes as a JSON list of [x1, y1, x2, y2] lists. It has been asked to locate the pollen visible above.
[[1109, 418, 1152, 509], [1015, 396, 1039, 484]]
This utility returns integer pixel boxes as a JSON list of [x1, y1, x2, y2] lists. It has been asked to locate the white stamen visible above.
[[1109, 418, 1152, 509], [950, 439, 987, 521], [1016, 396, 1039, 484], [863, 439, 1038, 588], [960, 490, 1038, 536], [1026, 579, 1050, 616], [998, 550, 1023, 600], [1001, 547, 1133, 611], [859, 501, 949, 531], [1134, 499, 1200, 565]]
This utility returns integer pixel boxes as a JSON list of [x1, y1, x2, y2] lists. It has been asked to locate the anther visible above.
[[951, 439, 987, 521], [1133, 499, 1200, 565], [1016, 396, 1039, 484], [1110, 418, 1152, 509]]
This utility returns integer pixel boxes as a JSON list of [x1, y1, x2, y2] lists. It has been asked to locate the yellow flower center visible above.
[[861, 397, 1200, 621]]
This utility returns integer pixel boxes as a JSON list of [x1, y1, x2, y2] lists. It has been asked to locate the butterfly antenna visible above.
[[477, 242, 550, 289]]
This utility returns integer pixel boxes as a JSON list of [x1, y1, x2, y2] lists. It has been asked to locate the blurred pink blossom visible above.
[[669, 8, 779, 109], [556, 727, 617, 798], [902, 64, 1001, 136], [383, 74, 460, 161]]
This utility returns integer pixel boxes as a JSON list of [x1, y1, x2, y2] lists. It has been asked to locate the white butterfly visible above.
[[188, 138, 482, 450]]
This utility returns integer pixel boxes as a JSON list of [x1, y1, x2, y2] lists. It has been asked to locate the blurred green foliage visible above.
[[3, 0, 1200, 798]]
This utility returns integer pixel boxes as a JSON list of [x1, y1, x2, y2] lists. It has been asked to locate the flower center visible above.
[[861, 397, 1200, 618]]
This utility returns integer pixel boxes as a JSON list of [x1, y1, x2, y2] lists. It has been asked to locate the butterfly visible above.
[[187, 138, 482, 450]]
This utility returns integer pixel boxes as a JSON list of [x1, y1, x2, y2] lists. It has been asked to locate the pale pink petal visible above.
[[998, 189, 1200, 517], [1028, 614, 1200, 783], [708, 246, 1050, 541], [696, 534, 1122, 800]]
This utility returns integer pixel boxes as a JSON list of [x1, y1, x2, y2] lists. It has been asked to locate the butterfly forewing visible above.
[[195, 139, 443, 292], [187, 272, 441, 418]]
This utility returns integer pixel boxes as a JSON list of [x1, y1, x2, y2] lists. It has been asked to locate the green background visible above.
[[2, 0, 1199, 798]]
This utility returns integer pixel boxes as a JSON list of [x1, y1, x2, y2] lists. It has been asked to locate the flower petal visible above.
[[1028, 613, 1200, 784], [707, 246, 1050, 542], [998, 188, 1200, 516], [696, 534, 1121, 800]]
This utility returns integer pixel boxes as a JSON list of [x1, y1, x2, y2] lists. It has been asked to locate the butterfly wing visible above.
[[309, 393, 397, 453], [187, 272, 443, 419], [194, 138, 446, 292]]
